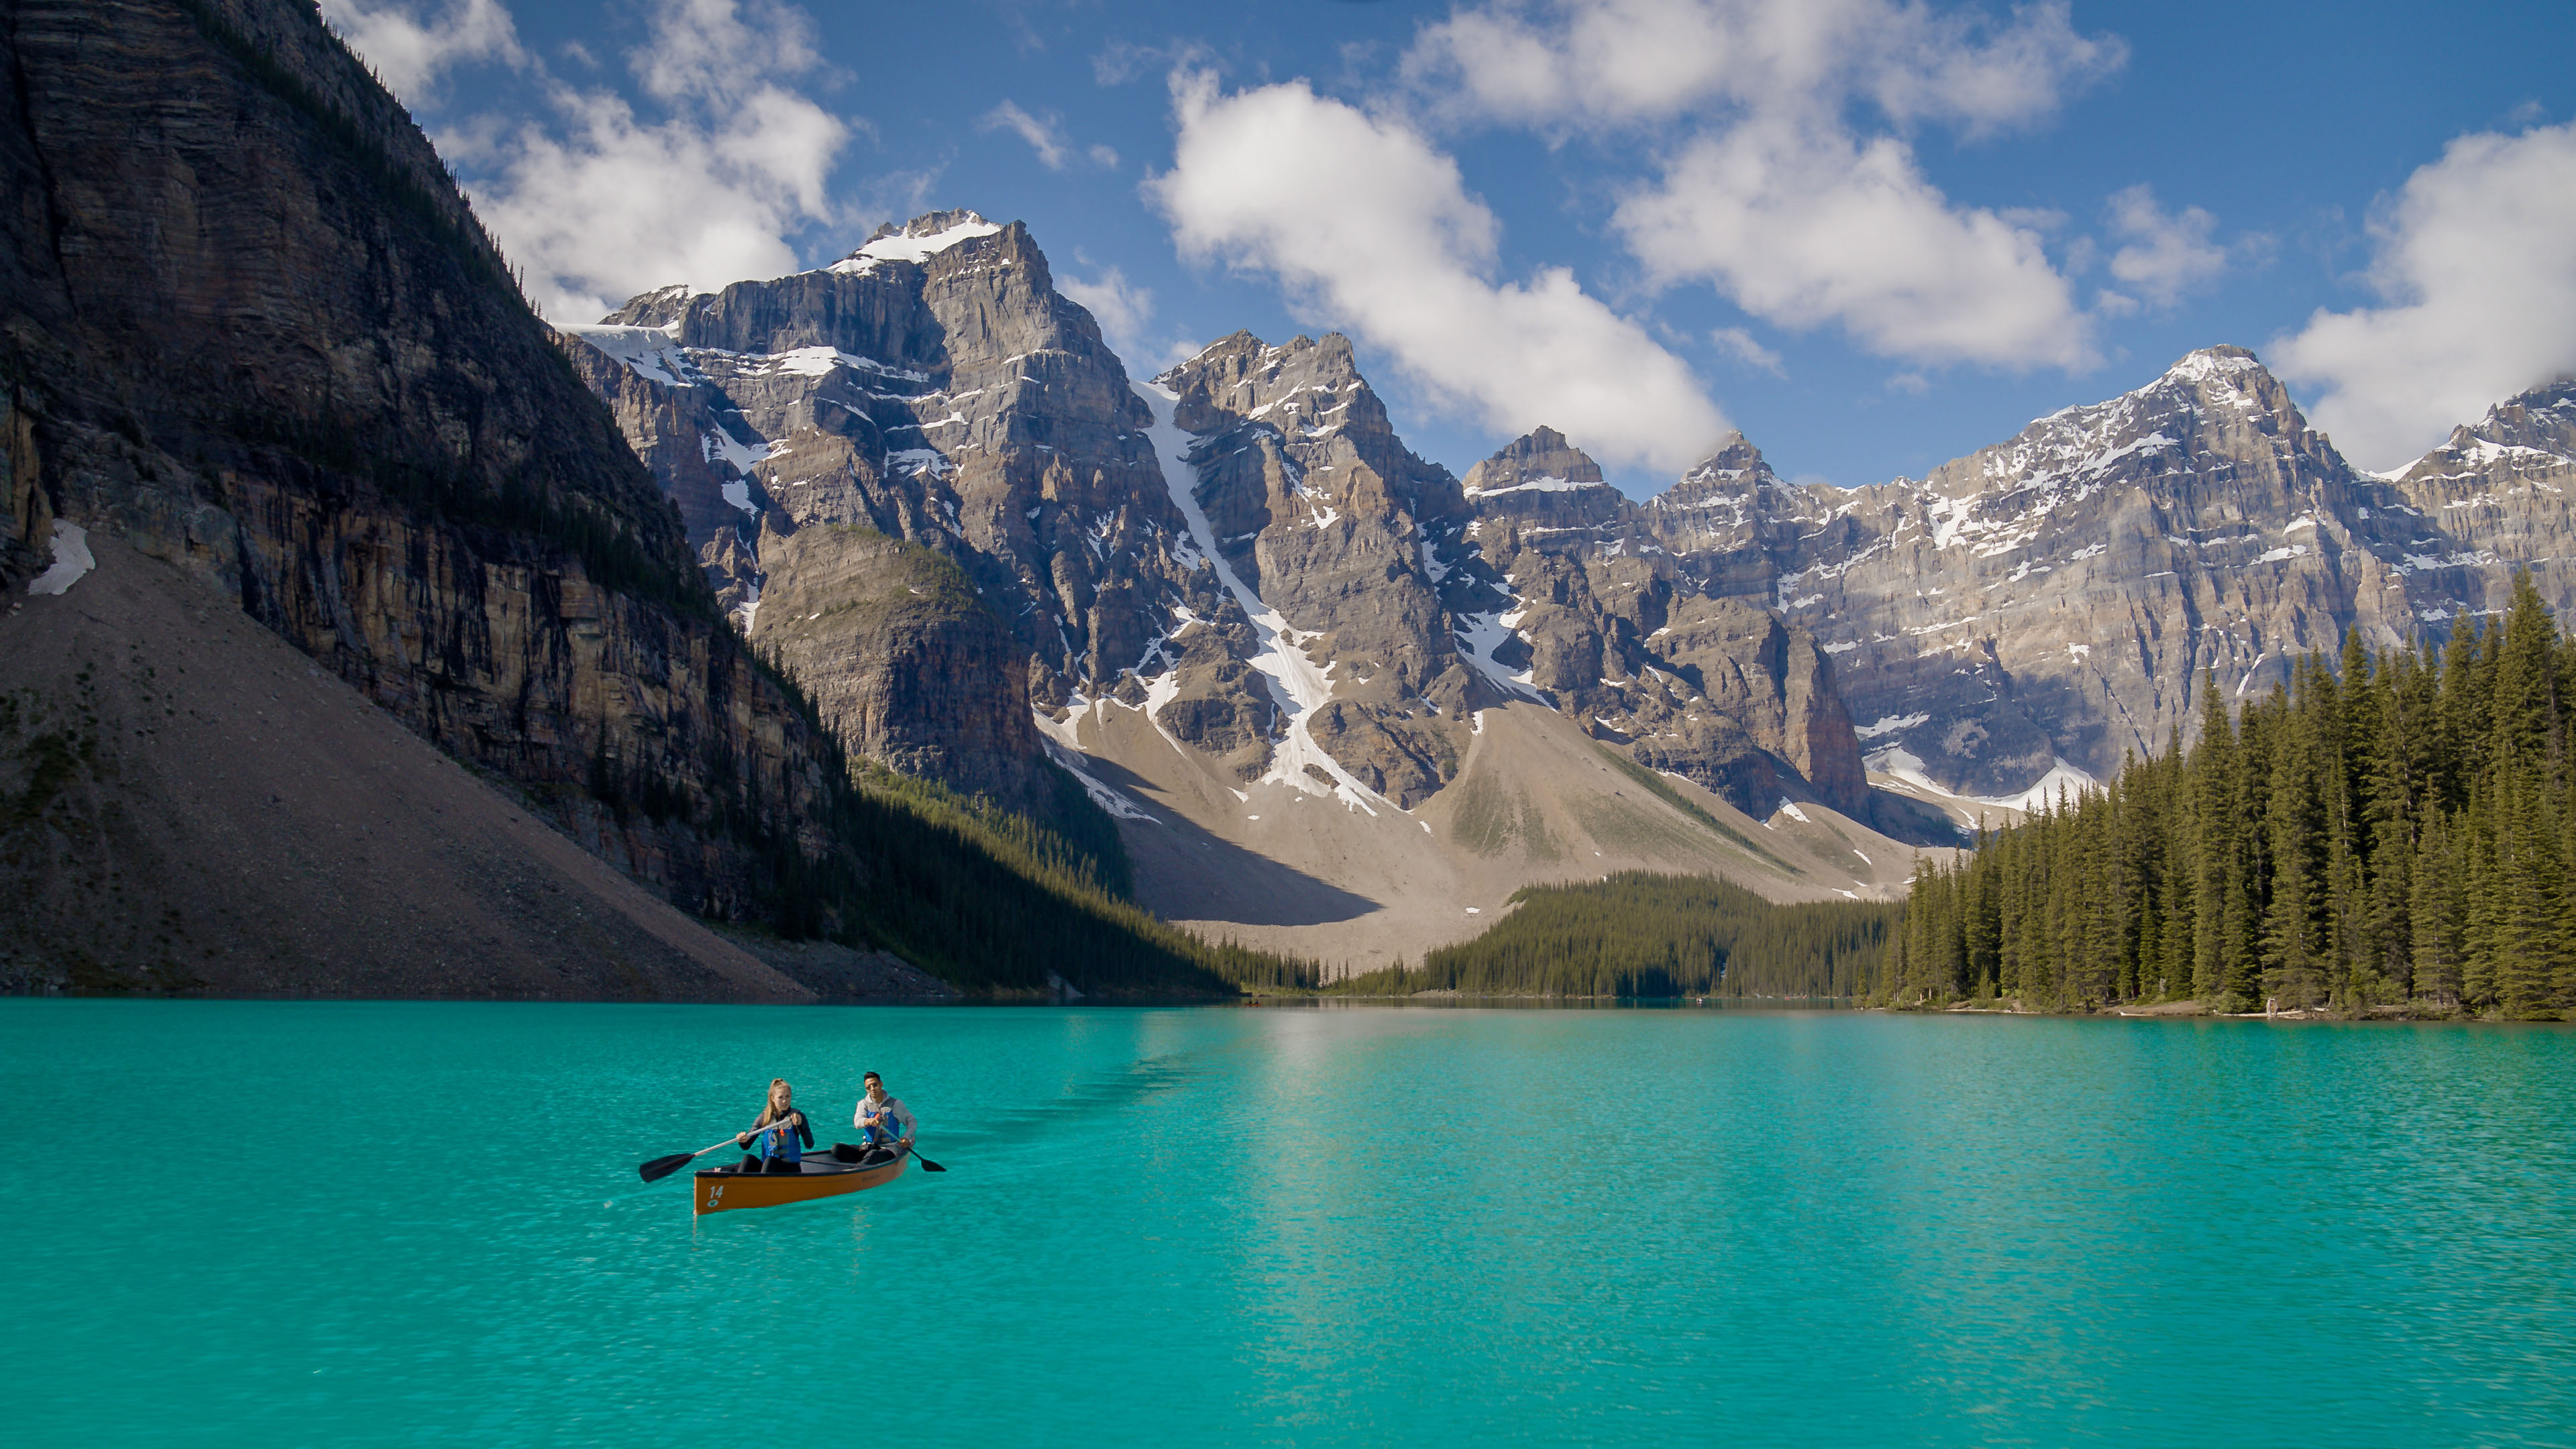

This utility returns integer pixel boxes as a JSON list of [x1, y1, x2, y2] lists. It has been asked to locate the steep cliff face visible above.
[[1642, 347, 2452, 802], [749, 524, 1040, 800], [564, 211, 1215, 814], [1155, 332, 1484, 806], [1447, 428, 1875, 819], [2381, 378, 2576, 625], [0, 0, 875, 944]]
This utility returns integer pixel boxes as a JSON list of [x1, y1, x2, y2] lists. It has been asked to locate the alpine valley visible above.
[[5, 0, 2572, 996]]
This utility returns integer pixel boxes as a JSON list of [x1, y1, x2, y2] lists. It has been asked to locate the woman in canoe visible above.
[[731, 1079, 813, 1174], [851, 1071, 916, 1163]]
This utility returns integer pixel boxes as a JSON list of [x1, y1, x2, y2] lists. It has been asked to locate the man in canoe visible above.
[[730, 1079, 813, 1173], [851, 1071, 916, 1164]]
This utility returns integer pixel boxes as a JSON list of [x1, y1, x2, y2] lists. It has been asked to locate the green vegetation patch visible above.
[[1898, 573, 2576, 1020], [1331, 871, 1895, 999]]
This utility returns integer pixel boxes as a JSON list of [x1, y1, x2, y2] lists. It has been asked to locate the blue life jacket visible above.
[[754, 1115, 803, 1163]]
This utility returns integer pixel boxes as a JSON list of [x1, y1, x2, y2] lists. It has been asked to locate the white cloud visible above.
[[1059, 265, 1156, 360], [2273, 120, 2576, 472], [1408, 0, 2121, 373], [1710, 325, 1785, 377], [1617, 119, 2093, 368], [458, 0, 852, 319], [1404, 0, 2121, 135], [320, 0, 525, 100], [2102, 184, 2226, 309], [981, 101, 1116, 170], [1148, 74, 1729, 474]]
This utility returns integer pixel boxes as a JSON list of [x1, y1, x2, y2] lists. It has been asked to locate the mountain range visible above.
[[5, 0, 2569, 994], [559, 210, 2576, 967]]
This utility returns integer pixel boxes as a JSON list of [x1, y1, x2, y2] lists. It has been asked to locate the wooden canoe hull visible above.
[[694, 1152, 908, 1215]]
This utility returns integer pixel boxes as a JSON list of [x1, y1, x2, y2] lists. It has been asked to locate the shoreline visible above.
[[1896, 996, 2558, 1023]]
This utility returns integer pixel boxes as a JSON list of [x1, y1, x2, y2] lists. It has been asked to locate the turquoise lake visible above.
[[4, 1001, 2571, 1446]]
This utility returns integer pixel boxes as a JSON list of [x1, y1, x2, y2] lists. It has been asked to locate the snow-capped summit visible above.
[[1460, 426, 1610, 496], [829, 209, 1003, 272]]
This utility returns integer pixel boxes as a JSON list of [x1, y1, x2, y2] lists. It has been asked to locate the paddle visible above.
[[638, 1122, 790, 1183]]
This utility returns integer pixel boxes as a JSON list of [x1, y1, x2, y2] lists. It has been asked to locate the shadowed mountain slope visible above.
[[0, 0, 1289, 999]]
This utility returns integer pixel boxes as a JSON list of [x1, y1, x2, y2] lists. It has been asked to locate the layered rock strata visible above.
[[1641, 347, 2576, 800], [2378, 378, 2576, 624], [1446, 427, 1876, 820], [1153, 332, 1490, 806], [566, 212, 1217, 814], [0, 0, 876, 941]]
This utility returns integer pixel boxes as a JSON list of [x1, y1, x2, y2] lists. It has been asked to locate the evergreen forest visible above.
[[1330, 871, 1897, 998], [1893, 575, 2576, 1019]]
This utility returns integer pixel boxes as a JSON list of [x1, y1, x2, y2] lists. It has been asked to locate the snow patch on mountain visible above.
[[1136, 381, 1391, 814], [1868, 744, 2098, 814], [830, 215, 1002, 272], [560, 323, 696, 386], [1033, 727, 1158, 821], [26, 522, 92, 596], [1464, 475, 1612, 498], [1453, 608, 1541, 698], [1854, 712, 1929, 741]]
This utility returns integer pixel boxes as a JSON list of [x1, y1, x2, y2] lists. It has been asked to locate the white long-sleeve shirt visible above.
[[854, 1092, 916, 1140]]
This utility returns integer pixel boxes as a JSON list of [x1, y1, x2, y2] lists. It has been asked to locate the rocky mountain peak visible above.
[[1462, 427, 1607, 495], [1656, 431, 1790, 513], [561, 206, 1181, 815], [1163, 330, 1368, 423], [863, 208, 994, 246], [2451, 377, 2576, 460], [835, 209, 1006, 269]]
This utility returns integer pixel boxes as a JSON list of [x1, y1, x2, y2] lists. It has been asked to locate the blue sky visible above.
[[329, 0, 2575, 493]]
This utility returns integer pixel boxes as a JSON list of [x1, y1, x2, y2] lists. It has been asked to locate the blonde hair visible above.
[[761, 1078, 794, 1125]]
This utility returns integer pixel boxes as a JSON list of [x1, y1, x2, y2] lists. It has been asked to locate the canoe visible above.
[[694, 1146, 909, 1216]]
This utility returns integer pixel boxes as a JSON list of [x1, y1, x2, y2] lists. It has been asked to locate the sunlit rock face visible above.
[[1154, 331, 1483, 808], [571, 209, 2576, 843], [1638, 347, 2533, 802], [2378, 378, 2576, 631], [566, 212, 1214, 816]]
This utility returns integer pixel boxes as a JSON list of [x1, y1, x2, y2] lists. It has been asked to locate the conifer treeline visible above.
[[1332, 871, 1896, 998], [1894, 575, 2576, 1019]]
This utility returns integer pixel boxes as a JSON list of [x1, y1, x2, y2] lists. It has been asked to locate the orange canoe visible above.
[[694, 1147, 910, 1215]]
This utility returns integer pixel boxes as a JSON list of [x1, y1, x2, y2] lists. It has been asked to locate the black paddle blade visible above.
[[638, 1152, 698, 1183], [914, 1155, 945, 1173]]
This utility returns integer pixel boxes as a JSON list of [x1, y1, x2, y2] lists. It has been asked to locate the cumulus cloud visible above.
[[1407, 0, 2125, 372], [1710, 325, 1785, 377], [1148, 74, 1729, 474], [1618, 119, 2092, 368], [980, 101, 1117, 170], [2273, 120, 2576, 472], [321, 0, 525, 100], [2100, 184, 2226, 311], [1403, 0, 2121, 135], [1059, 264, 1159, 362], [458, 0, 853, 319]]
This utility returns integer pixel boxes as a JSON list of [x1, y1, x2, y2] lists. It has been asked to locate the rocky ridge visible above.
[[570, 233, 1934, 853], [565, 211, 1222, 816], [1635, 347, 2576, 804], [0, 0, 1099, 985], [1446, 426, 1884, 825], [559, 211, 2576, 961], [2377, 378, 2576, 622]]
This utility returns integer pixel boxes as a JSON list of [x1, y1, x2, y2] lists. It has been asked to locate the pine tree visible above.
[[2191, 669, 2239, 1004], [2261, 675, 2329, 1008], [2410, 806, 2465, 1006]]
